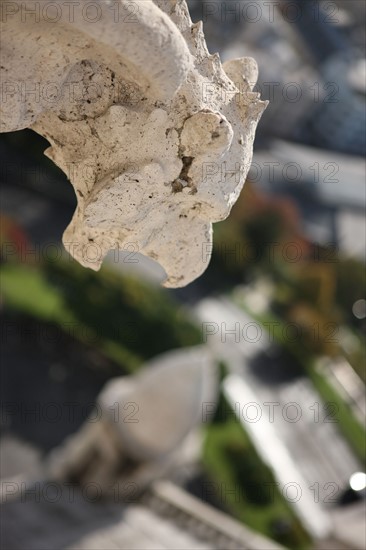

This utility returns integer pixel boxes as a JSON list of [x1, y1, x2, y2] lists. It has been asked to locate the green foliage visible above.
[[0, 257, 202, 373], [202, 401, 311, 549], [334, 258, 366, 326], [223, 438, 274, 506]]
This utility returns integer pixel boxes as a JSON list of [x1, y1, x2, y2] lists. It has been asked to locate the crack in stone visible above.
[[172, 156, 196, 194]]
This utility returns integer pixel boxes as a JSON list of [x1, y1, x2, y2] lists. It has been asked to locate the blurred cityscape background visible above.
[[1, 1, 365, 549]]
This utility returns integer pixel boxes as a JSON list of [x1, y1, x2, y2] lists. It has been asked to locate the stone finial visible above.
[[1, 0, 267, 287], [46, 347, 217, 491]]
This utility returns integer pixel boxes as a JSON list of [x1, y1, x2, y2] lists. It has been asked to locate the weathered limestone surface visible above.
[[1, 0, 267, 287]]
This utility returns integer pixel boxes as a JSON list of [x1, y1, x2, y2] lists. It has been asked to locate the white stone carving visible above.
[[1, 0, 267, 287], [47, 347, 217, 491]]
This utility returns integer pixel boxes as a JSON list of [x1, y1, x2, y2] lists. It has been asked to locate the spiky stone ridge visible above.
[[1, 0, 267, 287]]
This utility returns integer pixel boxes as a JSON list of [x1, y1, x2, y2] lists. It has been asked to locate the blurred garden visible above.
[[1, 127, 365, 549]]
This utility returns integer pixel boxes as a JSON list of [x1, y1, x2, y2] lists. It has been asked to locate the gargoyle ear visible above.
[[180, 110, 233, 158], [223, 57, 259, 92]]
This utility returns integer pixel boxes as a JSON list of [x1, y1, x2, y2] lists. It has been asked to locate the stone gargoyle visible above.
[[0, 0, 267, 287]]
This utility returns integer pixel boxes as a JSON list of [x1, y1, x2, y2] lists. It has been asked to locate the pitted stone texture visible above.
[[1, 0, 267, 287]]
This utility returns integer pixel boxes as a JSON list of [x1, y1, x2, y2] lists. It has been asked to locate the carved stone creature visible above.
[[1, 0, 267, 287]]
